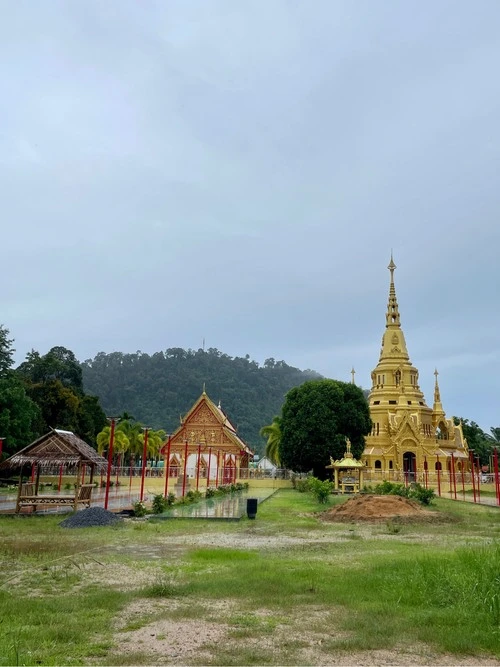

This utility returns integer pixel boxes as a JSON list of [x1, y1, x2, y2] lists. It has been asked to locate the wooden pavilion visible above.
[[0, 429, 108, 513], [160, 389, 253, 494]]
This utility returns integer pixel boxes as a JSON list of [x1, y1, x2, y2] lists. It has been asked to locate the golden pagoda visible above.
[[362, 256, 468, 479]]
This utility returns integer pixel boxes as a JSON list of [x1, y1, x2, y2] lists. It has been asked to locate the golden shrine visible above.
[[326, 439, 364, 493], [362, 256, 469, 479], [160, 389, 253, 489]]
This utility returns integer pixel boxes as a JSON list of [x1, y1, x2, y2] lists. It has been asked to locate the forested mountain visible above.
[[82, 348, 322, 453]]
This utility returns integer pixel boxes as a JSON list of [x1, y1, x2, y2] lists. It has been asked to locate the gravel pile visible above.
[[60, 506, 123, 529]]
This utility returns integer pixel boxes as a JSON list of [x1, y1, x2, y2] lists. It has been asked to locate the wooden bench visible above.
[[16, 483, 96, 513]]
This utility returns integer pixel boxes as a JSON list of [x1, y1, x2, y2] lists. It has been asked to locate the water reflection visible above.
[[160, 489, 276, 519]]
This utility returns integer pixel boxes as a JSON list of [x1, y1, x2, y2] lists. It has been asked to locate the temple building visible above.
[[362, 257, 468, 478], [160, 389, 253, 487]]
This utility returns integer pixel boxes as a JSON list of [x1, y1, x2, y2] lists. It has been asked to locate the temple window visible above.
[[407, 401, 412, 405], [373, 400, 380, 405], [389, 400, 397, 405], [375, 460, 382, 469], [389, 460, 393, 469], [435, 462, 442, 471]]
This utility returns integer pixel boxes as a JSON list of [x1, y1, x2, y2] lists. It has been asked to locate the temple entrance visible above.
[[403, 451, 416, 482]]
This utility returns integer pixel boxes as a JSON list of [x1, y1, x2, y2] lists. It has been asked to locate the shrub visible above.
[[185, 490, 202, 503], [308, 477, 333, 504], [295, 479, 310, 493], [133, 501, 147, 517], [408, 483, 435, 505], [205, 487, 216, 498], [152, 494, 167, 514], [166, 492, 176, 506]]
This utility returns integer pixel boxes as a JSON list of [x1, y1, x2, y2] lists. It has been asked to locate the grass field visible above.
[[0, 490, 499, 666]]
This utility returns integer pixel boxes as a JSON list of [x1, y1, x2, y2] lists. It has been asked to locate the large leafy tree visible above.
[[0, 325, 42, 456], [17, 346, 106, 447], [453, 417, 493, 467], [0, 325, 15, 378], [0, 378, 42, 456], [260, 416, 282, 465], [279, 379, 372, 479]]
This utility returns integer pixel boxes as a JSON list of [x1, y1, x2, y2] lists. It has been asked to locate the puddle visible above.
[[155, 489, 277, 520]]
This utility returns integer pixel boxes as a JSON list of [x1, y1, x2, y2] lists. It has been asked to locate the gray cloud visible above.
[[1, 0, 499, 431]]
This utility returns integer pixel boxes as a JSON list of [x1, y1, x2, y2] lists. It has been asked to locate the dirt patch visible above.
[[321, 494, 439, 523]]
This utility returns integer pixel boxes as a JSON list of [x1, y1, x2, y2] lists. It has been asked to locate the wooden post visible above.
[[74, 461, 81, 513], [493, 448, 500, 506], [140, 428, 149, 503], [164, 436, 171, 497], [470, 451, 477, 503], [206, 447, 212, 489], [182, 439, 189, 497], [460, 461, 466, 499], [58, 464, 63, 492], [215, 451, 220, 488], [476, 456, 481, 503], [451, 453, 457, 500], [15, 470, 23, 514], [436, 455, 441, 497], [196, 444, 201, 491], [104, 418, 116, 510]]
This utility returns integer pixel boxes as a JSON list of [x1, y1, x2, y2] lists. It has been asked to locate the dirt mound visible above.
[[322, 494, 437, 523]]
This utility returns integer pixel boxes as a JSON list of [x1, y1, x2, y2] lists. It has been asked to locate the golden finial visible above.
[[388, 251, 396, 280], [351, 367, 356, 384], [202, 382, 206, 394]]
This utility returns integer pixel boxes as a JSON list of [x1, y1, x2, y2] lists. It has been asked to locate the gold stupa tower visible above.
[[362, 256, 468, 478]]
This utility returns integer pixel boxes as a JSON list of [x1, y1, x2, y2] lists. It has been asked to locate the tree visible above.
[[260, 417, 282, 465], [0, 325, 15, 378], [453, 417, 493, 467], [489, 427, 500, 446], [279, 379, 372, 479], [18, 346, 83, 393], [0, 377, 42, 457], [117, 418, 143, 466], [96, 425, 130, 457]]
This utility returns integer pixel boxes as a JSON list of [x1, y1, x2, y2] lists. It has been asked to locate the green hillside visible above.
[[82, 348, 322, 454]]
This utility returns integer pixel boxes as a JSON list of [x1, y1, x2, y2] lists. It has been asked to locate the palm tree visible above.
[[260, 417, 282, 466], [489, 427, 500, 445], [96, 425, 130, 458], [118, 419, 143, 468], [138, 428, 167, 461]]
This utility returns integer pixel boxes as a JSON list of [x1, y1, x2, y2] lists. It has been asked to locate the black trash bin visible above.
[[246, 498, 258, 519]]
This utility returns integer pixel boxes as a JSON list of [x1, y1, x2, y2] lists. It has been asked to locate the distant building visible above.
[[362, 257, 468, 478], [256, 456, 277, 473]]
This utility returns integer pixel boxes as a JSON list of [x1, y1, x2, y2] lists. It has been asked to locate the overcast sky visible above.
[[1, 1, 499, 432]]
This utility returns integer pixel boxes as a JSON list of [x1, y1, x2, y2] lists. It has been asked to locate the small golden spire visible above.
[[386, 252, 401, 327], [202, 382, 206, 394], [434, 368, 441, 403], [351, 367, 356, 384]]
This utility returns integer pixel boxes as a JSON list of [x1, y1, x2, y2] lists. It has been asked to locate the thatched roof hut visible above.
[[0, 429, 108, 473]]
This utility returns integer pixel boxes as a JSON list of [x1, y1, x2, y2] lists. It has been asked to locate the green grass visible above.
[[0, 490, 498, 665]]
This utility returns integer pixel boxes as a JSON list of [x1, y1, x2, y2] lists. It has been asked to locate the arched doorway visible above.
[[403, 451, 416, 482]]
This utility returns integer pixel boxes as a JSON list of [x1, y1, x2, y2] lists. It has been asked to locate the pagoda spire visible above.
[[386, 252, 401, 328], [433, 369, 444, 412]]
